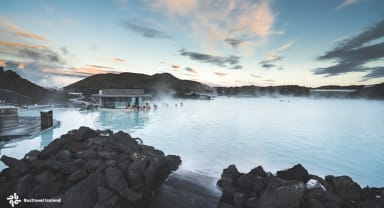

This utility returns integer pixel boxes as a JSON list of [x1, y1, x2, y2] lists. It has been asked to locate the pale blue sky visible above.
[[0, 0, 383, 87]]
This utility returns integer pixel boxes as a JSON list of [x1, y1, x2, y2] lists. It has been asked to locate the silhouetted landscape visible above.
[[64, 72, 212, 97], [0, 67, 67, 105], [1, 66, 383, 106]]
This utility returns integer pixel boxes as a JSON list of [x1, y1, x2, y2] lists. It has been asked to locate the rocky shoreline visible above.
[[217, 164, 384, 208], [0, 127, 181, 208]]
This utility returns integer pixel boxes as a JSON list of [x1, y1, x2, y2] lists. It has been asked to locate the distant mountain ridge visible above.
[[65, 72, 384, 99], [64, 72, 213, 97]]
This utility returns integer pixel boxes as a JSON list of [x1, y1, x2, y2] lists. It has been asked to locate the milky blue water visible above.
[[1, 97, 383, 187]]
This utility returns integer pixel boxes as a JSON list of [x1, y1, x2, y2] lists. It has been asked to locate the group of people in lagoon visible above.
[[126, 102, 154, 112], [126, 102, 183, 112]]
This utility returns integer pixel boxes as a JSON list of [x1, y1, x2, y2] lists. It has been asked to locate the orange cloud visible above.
[[72, 65, 118, 75], [113, 57, 126, 63], [18, 63, 25, 69], [1, 19, 47, 41], [152, 0, 279, 55], [154, 0, 198, 15], [214, 72, 227, 76], [0, 60, 5, 66], [43, 65, 120, 78], [235, 0, 275, 37], [0, 41, 47, 49], [171, 64, 181, 69]]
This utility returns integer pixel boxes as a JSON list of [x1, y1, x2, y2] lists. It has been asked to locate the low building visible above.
[[93, 89, 151, 109]]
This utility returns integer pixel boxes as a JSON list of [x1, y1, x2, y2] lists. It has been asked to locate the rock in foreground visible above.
[[149, 169, 221, 208], [217, 164, 384, 208], [0, 127, 181, 208]]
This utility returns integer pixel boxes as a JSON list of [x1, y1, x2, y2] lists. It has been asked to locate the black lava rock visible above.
[[217, 165, 241, 188], [276, 164, 309, 182], [0, 127, 181, 208], [217, 164, 383, 208]]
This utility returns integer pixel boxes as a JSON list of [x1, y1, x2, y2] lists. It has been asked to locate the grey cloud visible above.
[[123, 21, 171, 39], [18, 48, 65, 66], [261, 63, 275, 69], [3, 61, 19, 69], [61, 47, 68, 55], [179, 49, 242, 69], [319, 20, 384, 59], [360, 67, 384, 81], [313, 62, 369, 76], [0, 43, 74, 87], [224, 38, 244, 48], [184, 67, 198, 73], [313, 19, 384, 80], [231, 65, 242, 69], [4, 61, 54, 86], [250, 74, 262, 78], [3, 60, 89, 87], [259, 55, 283, 70]]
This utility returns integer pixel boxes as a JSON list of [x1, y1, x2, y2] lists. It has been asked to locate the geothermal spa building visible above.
[[94, 89, 151, 109]]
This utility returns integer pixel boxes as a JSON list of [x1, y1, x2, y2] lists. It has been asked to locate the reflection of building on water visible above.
[[98, 110, 150, 132], [94, 89, 151, 109], [40, 128, 53, 148]]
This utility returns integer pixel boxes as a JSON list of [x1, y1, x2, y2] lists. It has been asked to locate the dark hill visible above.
[[64, 72, 213, 97], [0, 89, 31, 104], [0, 66, 66, 104], [350, 83, 384, 99], [315, 85, 365, 90]]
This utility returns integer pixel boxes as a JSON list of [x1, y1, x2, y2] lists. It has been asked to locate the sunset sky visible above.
[[0, 0, 383, 88]]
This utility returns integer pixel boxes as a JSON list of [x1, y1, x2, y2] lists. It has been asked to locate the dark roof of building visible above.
[[94, 89, 151, 97]]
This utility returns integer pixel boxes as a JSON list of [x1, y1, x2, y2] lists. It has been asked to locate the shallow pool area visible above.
[[1, 97, 383, 187]]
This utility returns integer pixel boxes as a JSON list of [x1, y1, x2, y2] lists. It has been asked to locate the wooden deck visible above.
[[0, 117, 59, 141]]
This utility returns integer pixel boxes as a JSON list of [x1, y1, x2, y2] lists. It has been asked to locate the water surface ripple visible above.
[[1, 97, 383, 186]]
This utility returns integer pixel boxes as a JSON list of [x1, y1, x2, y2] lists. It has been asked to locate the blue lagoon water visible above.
[[1, 97, 383, 187]]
